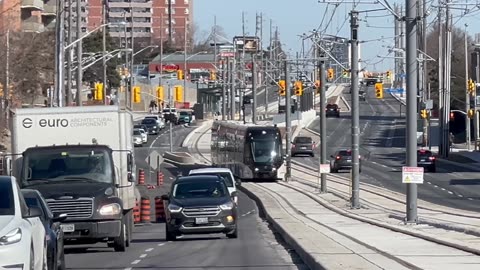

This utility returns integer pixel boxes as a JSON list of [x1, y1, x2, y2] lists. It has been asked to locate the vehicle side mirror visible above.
[[26, 207, 42, 218], [127, 171, 135, 182], [161, 194, 169, 201], [52, 213, 67, 222], [230, 191, 238, 198], [235, 178, 242, 186]]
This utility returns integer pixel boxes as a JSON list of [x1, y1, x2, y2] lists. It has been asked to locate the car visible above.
[[133, 129, 143, 147], [291, 136, 316, 157], [133, 124, 148, 132], [162, 175, 238, 241], [417, 149, 436, 172], [22, 189, 67, 270], [141, 118, 160, 135], [0, 176, 46, 270], [188, 167, 240, 204], [144, 115, 165, 129], [326, 104, 340, 117], [330, 149, 362, 173], [162, 108, 179, 125], [178, 111, 192, 124], [134, 128, 148, 143]]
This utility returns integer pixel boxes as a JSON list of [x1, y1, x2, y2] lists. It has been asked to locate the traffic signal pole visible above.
[[285, 61, 292, 181], [465, 28, 471, 151], [350, 11, 360, 208], [319, 54, 327, 192], [252, 54, 257, 124]]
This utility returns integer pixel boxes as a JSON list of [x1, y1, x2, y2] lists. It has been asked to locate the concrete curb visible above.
[[238, 184, 329, 270], [390, 92, 406, 105], [181, 120, 212, 148], [340, 95, 351, 112], [163, 152, 195, 164], [280, 182, 480, 257]]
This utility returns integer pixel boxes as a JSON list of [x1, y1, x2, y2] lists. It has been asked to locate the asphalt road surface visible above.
[[65, 120, 308, 270], [297, 87, 480, 212]]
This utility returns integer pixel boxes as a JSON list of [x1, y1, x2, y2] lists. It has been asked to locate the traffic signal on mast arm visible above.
[[133, 86, 141, 103], [94, 82, 104, 100], [420, 109, 428, 119], [314, 80, 320, 94], [342, 69, 349, 78], [177, 69, 184, 80], [468, 79, 476, 96], [0, 83, 3, 97], [209, 70, 216, 81], [156, 86, 164, 102], [327, 68, 334, 81], [386, 70, 391, 79], [278, 80, 286, 96], [174, 85, 183, 102], [375, 82, 383, 99], [294, 81, 303, 96], [468, 109, 475, 119]]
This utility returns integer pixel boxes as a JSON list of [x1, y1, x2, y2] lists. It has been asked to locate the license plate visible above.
[[420, 159, 425, 162], [301, 147, 307, 149], [61, 224, 75, 233], [195, 217, 208, 224]]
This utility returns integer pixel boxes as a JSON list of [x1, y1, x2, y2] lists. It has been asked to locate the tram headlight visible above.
[[254, 168, 259, 172], [272, 167, 276, 172]]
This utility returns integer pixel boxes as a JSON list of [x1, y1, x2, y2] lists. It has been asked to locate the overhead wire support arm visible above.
[[318, 0, 401, 19]]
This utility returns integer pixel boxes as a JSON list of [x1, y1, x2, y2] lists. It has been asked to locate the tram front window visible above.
[[251, 140, 278, 163]]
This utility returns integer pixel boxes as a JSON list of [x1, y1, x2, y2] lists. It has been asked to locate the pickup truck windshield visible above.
[[23, 149, 114, 184]]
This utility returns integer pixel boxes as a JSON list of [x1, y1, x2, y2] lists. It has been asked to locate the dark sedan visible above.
[[162, 175, 238, 241], [330, 149, 362, 173], [291, 136, 316, 157], [22, 189, 67, 270], [141, 118, 160, 135], [417, 149, 436, 172], [326, 104, 340, 117]]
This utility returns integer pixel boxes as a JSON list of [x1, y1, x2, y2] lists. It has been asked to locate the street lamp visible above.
[[64, 22, 126, 50]]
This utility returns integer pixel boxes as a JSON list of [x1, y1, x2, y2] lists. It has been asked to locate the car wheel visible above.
[[165, 225, 176, 241], [226, 227, 238, 239], [113, 219, 127, 252], [311, 153, 315, 157]]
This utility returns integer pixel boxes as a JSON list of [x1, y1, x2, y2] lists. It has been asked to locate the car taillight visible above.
[[336, 156, 341, 160], [429, 156, 435, 161], [291, 144, 295, 148]]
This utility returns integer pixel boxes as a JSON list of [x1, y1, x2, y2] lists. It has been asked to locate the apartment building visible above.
[[0, 0, 57, 33]]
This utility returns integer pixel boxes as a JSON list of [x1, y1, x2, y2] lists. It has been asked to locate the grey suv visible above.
[[161, 175, 238, 241], [330, 149, 362, 173]]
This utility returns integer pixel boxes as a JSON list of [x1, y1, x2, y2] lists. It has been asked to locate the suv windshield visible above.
[[191, 172, 234, 187], [0, 181, 14, 215], [23, 149, 114, 184], [173, 180, 227, 199]]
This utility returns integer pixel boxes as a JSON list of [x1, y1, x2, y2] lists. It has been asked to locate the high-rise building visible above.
[[0, 0, 57, 33]]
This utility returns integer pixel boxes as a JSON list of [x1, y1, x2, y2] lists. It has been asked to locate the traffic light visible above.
[[133, 86, 141, 103], [8, 84, 13, 98], [314, 80, 320, 94], [450, 112, 454, 120], [156, 86, 164, 101], [177, 70, 184, 80], [278, 80, 286, 96], [342, 69, 349, 78], [209, 70, 216, 81], [420, 109, 428, 119], [386, 70, 391, 79], [468, 109, 475, 119], [0, 83, 3, 97], [327, 68, 334, 81], [294, 81, 303, 96], [375, 83, 383, 99], [94, 82, 104, 101], [468, 79, 476, 96], [174, 85, 183, 102]]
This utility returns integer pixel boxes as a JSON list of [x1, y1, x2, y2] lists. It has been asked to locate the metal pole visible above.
[[230, 57, 236, 120], [222, 58, 226, 120], [102, 0, 107, 105], [465, 25, 471, 151], [168, 84, 173, 152], [405, 0, 418, 223], [55, 0, 65, 107], [66, 0, 73, 106], [350, 11, 360, 208], [437, 4, 444, 155], [443, 2, 452, 157], [75, 0, 82, 107], [319, 55, 327, 192], [476, 52, 480, 144], [5, 29, 9, 111], [129, 5, 135, 109], [183, 16, 187, 102], [252, 54, 257, 124], [158, 14, 163, 93], [285, 61, 292, 181], [123, 12, 128, 108]]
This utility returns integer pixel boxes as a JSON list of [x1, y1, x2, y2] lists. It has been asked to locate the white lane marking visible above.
[[385, 120, 396, 148], [145, 248, 154, 252], [169, 177, 174, 180], [124, 268, 132, 270], [427, 182, 432, 184], [440, 188, 446, 191], [468, 198, 474, 201], [131, 260, 141, 265], [448, 191, 453, 195], [433, 185, 439, 188], [458, 194, 464, 197], [241, 209, 255, 217], [158, 243, 166, 247], [139, 254, 147, 258]]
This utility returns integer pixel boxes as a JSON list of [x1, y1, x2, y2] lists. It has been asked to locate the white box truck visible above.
[[6, 105, 136, 252]]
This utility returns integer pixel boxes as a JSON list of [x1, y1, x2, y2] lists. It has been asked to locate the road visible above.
[[297, 86, 480, 212], [66, 120, 308, 270]]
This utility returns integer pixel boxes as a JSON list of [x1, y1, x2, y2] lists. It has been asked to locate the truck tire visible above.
[[125, 211, 133, 248], [113, 215, 128, 252]]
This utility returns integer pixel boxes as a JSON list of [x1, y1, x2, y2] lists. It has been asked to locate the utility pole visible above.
[[222, 58, 226, 120], [75, 0, 82, 107], [66, 0, 73, 106], [167, 0, 173, 44], [213, 16, 217, 68], [55, 0, 65, 107], [441, 0, 452, 157], [465, 24, 471, 151], [158, 14, 163, 95], [168, 84, 173, 152], [183, 16, 187, 102], [252, 54, 257, 124], [229, 58, 236, 120], [319, 53, 327, 192], [123, 12, 128, 108], [5, 29, 9, 112], [350, 11, 360, 208], [437, 3, 444, 155], [102, 0, 107, 105], [394, 4, 399, 89], [129, 4, 135, 109], [284, 61, 292, 181], [405, 0, 419, 223], [400, 6, 406, 97], [418, 0, 428, 146]]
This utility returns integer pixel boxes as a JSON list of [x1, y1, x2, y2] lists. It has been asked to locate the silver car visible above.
[[134, 128, 148, 143], [133, 129, 143, 147]]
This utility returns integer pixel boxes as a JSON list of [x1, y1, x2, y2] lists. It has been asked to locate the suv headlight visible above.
[[0, 228, 22, 245], [219, 201, 234, 211], [99, 203, 122, 216], [167, 204, 183, 213]]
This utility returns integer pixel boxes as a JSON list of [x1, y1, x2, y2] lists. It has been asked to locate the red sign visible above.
[[155, 64, 180, 73]]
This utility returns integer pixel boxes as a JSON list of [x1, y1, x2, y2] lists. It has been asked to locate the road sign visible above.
[[320, 164, 330, 174], [402, 166, 424, 184], [146, 150, 163, 170]]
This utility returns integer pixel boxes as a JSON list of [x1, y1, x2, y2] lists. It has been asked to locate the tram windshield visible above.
[[251, 140, 279, 163]]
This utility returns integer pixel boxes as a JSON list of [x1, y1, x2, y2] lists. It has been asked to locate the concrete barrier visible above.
[[163, 151, 196, 165]]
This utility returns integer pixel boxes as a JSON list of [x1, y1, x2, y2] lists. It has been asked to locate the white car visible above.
[[188, 168, 240, 204], [135, 128, 148, 143], [0, 176, 46, 270]]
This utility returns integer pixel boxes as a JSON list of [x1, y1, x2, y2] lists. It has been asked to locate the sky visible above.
[[193, 0, 480, 72]]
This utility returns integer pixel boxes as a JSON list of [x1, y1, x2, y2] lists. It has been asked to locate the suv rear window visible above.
[[338, 150, 352, 156], [295, 137, 312, 143], [417, 150, 432, 157], [327, 104, 338, 109]]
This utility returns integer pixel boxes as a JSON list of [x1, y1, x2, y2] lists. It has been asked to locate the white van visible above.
[[188, 168, 240, 204]]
